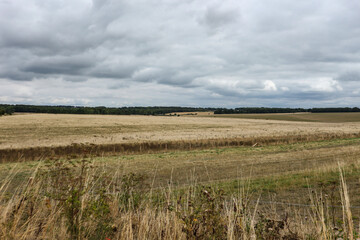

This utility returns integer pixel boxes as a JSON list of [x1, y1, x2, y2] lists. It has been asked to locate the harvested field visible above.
[[2, 113, 360, 161], [2, 113, 360, 150], [2, 137, 360, 205], [205, 112, 360, 122], [2, 132, 360, 162]]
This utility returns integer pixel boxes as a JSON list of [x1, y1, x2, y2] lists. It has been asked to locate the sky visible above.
[[1, 0, 360, 108]]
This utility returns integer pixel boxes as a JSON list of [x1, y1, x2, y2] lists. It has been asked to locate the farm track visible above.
[[1, 132, 360, 163]]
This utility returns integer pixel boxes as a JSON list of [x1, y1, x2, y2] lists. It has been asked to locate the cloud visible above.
[[200, 4, 240, 31], [50, 97, 91, 105], [337, 72, 360, 82], [263, 80, 277, 91], [0, 0, 360, 107], [307, 78, 343, 92], [132, 68, 164, 82], [22, 55, 94, 75]]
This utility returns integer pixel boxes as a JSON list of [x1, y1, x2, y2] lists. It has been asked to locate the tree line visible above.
[[0, 106, 14, 116], [214, 107, 360, 114], [1, 104, 360, 116], [0, 104, 215, 115], [214, 107, 306, 114]]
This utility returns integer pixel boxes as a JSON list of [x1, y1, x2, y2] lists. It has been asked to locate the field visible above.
[[1, 113, 360, 239], [2, 113, 360, 150], [202, 112, 360, 123]]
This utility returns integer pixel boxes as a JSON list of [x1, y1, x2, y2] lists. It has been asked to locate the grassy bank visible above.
[[0, 157, 359, 239]]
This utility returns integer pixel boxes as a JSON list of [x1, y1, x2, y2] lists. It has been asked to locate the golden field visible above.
[[2, 113, 360, 150], [1, 112, 360, 239]]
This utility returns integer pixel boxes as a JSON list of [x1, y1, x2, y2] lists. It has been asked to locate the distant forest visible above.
[[0, 104, 215, 116], [1, 104, 360, 116], [214, 107, 360, 114], [0, 106, 15, 116]]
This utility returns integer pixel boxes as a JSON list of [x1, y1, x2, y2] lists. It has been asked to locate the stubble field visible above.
[[1, 113, 360, 239], [2, 113, 360, 150], [200, 112, 360, 122]]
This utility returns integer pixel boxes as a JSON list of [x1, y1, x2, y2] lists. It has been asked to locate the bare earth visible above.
[[1, 113, 360, 149]]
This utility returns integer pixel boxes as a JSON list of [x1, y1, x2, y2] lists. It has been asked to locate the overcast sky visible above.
[[1, 0, 360, 108]]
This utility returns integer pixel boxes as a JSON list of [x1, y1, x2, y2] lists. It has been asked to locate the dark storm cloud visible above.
[[1, 0, 360, 107]]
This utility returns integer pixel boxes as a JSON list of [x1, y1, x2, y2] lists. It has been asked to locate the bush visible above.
[[0, 106, 14, 116]]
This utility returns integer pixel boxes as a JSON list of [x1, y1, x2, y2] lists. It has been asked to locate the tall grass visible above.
[[0, 159, 358, 239]]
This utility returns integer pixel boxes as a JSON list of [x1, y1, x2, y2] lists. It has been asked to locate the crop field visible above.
[[2, 113, 360, 150], [203, 112, 360, 123], [1, 113, 360, 239]]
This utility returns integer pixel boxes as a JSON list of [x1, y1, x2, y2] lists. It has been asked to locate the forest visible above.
[[1, 104, 360, 116], [0, 106, 14, 116], [0, 104, 215, 115], [214, 107, 360, 114]]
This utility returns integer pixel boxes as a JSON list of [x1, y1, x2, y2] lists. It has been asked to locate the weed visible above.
[[176, 186, 227, 239]]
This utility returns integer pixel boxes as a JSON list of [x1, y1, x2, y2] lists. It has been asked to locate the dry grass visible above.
[[0, 157, 359, 239]]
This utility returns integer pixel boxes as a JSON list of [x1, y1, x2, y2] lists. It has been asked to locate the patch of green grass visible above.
[[213, 164, 360, 202], [2, 137, 360, 181], [100, 136, 360, 161]]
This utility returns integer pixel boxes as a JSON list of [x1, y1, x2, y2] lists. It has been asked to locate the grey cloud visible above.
[[62, 76, 89, 83], [337, 72, 360, 82], [1, 0, 360, 107], [157, 72, 203, 86], [107, 81, 130, 90], [132, 69, 187, 86], [280, 91, 337, 101], [200, 5, 240, 30], [0, 70, 36, 81], [88, 64, 136, 79], [22, 56, 94, 75], [90, 71, 133, 79]]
